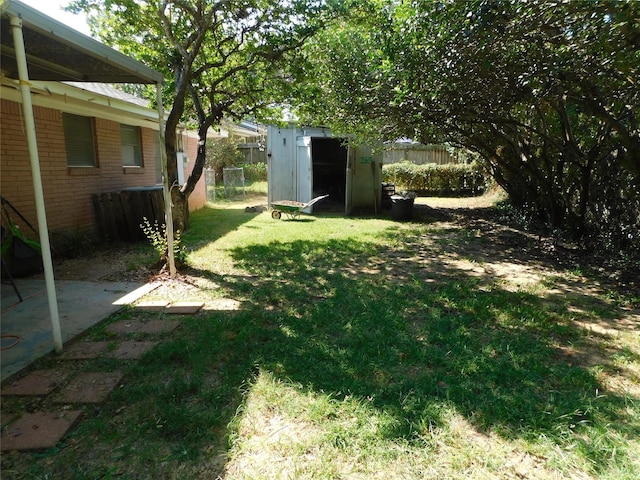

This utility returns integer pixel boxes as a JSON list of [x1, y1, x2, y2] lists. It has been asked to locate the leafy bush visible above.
[[382, 162, 490, 196], [205, 138, 245, 181], [140, 217, 188, 267], [239, 162, 267, 182]]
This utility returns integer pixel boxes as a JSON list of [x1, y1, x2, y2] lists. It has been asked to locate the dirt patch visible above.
[[413, 196, 639, 298], [51, 244, 156, 283], [50, 193, 639, 302]]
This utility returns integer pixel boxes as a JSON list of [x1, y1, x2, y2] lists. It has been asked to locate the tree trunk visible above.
[[171, 188, 190, 232], [172, 115, 214, 232]]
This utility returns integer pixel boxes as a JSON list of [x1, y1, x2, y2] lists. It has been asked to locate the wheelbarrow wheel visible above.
[[271, 210, 282, 220]]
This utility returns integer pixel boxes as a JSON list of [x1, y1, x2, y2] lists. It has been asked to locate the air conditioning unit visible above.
[[176, 152, 188, 185]]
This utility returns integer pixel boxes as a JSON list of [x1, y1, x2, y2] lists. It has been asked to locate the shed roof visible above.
[[0, 0, 163, 84]]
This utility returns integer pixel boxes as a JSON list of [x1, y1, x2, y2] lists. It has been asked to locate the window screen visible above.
[[121, 124, 142, 167], [63, 113, 96, 167]]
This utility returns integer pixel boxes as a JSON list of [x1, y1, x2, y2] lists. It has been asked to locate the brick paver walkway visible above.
[[0, 313, 189, 451]]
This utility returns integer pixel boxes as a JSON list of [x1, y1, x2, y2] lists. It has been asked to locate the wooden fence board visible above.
[[128, 190, 145, 238], [92, 194, 109, 242], [102, 193, 120, 242], [384, 144, 458, 165], [92, 187, 165, 243], [119, 191, 138, 241]]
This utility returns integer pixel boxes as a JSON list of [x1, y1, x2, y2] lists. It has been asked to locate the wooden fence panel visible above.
[[92, 194, 109, 242], [238, 143, 267, 164], [383, 144, 458, 165], [101, 193, 120, 242], [120, 191, 140, 241], [127, 190, 145, 239], [92, 187, 164, 243]]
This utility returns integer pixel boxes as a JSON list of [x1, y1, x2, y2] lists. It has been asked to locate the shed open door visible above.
[[267, 125, 298, 205], [345, 144, 355, 215], [296, 136, 313, 211]]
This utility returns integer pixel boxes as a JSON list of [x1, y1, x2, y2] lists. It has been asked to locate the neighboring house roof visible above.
[[65, 82, 150, 108], [206, 120, 266, 141], [238, 120, 267, 136], [0, 77, 161, 128]]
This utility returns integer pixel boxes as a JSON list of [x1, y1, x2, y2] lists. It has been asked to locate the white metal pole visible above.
[[10, 15, 63, 353], [156, 84, 176, 277]]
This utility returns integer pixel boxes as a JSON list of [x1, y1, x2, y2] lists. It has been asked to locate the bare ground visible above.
[[8, 194, 640, 478], [52, 193, 639, 300]]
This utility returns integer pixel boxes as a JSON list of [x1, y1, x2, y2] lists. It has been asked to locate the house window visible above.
[[153, 132, 162, 183], [121, 124, 142, 167], [63, 113, 97, 167]]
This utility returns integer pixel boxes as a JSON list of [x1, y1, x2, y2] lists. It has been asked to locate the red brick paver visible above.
[[57, 340, 158, 360], [135, 300, 170, 312], [0, 411, 82, 451], [109, 341, 158, 360], [106, 319, 181, 334], [54, 372, 124, 404], [165, 302, 204, 314], [1, 369, 69, 396], [58, 341, 112, 360]]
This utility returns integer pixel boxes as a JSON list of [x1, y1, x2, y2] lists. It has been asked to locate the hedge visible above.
[[382, 162, 490, 196], [239, 162, 268, 182]]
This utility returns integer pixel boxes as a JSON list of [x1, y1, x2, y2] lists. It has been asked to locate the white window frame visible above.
[[121, 124, 143, 167], [63, 112, 97, 167]]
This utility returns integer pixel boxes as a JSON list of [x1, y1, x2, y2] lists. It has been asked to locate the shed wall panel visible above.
[[267, 125, 297, 204]]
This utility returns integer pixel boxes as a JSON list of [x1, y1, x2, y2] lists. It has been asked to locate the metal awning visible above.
[[1, 0, 162, 84], [1, 0, 174, 354]]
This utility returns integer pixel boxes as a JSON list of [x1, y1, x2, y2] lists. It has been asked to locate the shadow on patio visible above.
[[1, 277, 154, 382]]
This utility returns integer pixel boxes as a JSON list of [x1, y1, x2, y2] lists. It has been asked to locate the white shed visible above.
[[266, 125, 382, 215]]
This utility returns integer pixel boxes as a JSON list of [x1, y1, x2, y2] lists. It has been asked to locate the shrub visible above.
[[382, 161, 490, 196], [205, 138, 245, 181], [140, 217, 188, 267], [239, 162, 268, 182]]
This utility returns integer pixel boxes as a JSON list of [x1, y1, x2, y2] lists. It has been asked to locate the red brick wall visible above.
[[1, 99, 159, 244], [182, 132, 207, 211]]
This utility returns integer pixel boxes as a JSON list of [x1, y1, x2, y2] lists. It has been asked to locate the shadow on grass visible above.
[[183, 204, 261, 248], [12, 206, 637, 479], [220, 235, 639, 471]]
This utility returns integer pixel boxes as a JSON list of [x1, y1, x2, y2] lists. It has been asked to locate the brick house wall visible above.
[[1, 97, 206, 250], [182, 132, 206, 211]]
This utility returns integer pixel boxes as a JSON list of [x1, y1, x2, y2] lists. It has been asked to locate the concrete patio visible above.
[[0, 277, 156, 382]]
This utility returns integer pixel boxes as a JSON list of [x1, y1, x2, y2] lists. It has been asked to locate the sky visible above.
[[20, 0, 92, 36]]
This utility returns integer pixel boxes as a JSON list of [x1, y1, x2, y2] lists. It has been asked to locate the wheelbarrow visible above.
[[271, 194, 329, 220]]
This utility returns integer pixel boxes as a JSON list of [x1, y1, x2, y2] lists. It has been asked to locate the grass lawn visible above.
[[2, 195, 639, 479]]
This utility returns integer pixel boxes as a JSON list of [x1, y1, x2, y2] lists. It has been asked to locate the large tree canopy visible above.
[[293, 0, 640, 251], [70, 0, 342, 230]]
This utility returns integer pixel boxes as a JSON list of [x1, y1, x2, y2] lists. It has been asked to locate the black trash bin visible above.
[[390, 194, 415, 221]]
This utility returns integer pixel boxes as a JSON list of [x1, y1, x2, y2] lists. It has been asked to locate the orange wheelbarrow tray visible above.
[[270, 195, 329, 220]]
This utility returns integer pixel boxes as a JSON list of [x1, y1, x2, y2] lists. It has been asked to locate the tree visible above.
[[205, 136, 244, 181], [293, 0, 640, 251], [69, 0, 340, 231]]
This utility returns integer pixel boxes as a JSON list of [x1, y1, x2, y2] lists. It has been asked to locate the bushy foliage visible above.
[[140, 218, 188, 267], [292, 0, 640, 253], [205, 139, 245, 182], [383, 162, 489, 197], [239, 162, 268, 182]]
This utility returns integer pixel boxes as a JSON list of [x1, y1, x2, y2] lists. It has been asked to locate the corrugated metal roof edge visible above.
[[2, 0, 163, 85]]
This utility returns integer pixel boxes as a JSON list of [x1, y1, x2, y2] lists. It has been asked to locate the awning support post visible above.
[[10, 14, 63, 353], [156, 84, 176, 277]]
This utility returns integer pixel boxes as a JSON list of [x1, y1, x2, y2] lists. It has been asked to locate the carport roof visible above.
[[0, 0, 163, 84]]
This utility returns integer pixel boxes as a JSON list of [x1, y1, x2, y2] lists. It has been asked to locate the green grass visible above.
[[3, 199, 639, 479], [207, 180, 268, 203]]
